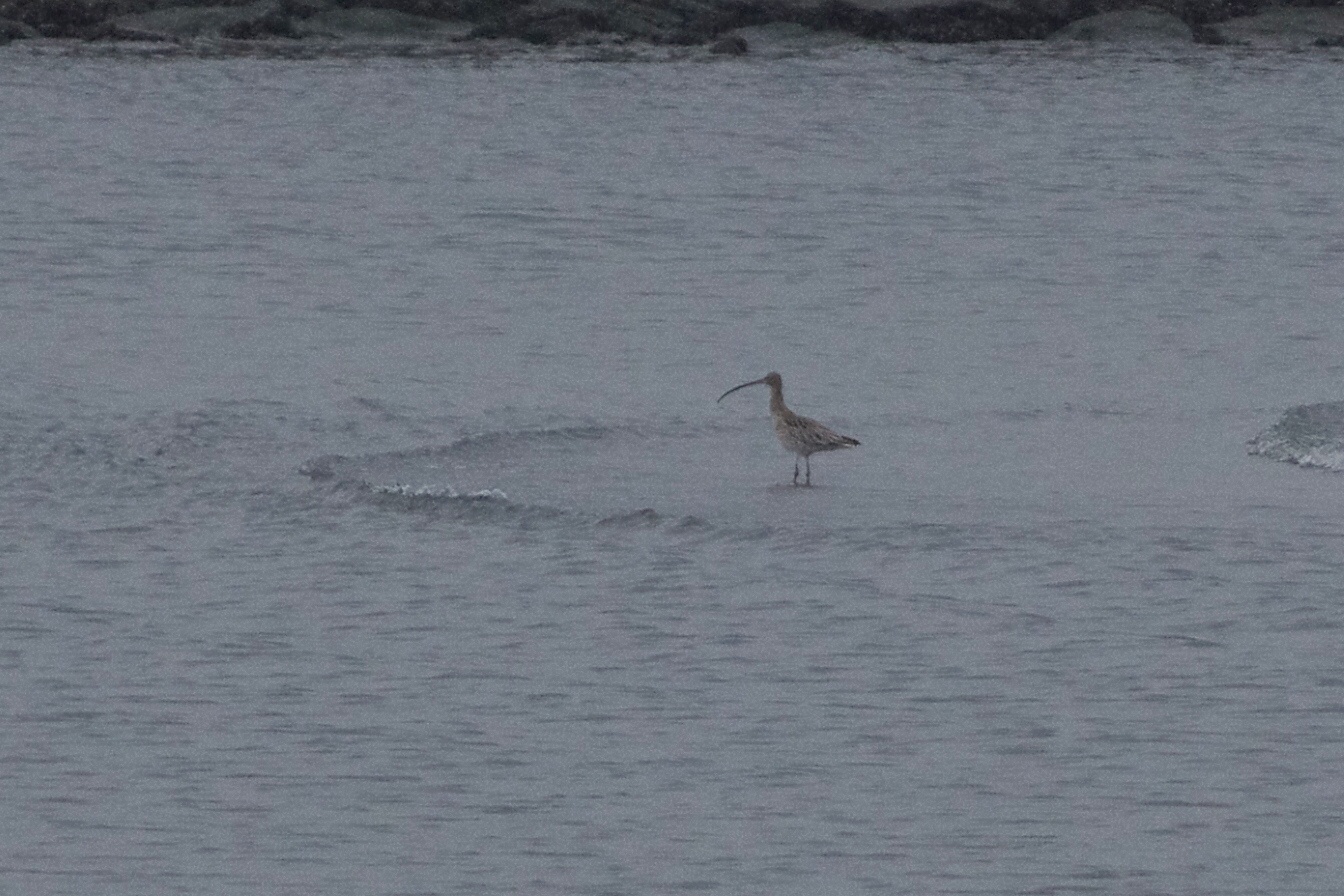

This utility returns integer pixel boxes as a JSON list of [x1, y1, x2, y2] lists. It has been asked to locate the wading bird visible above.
[[717, 372, 860, 486]]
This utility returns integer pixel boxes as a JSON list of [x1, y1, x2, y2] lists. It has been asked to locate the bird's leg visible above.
[[805, 455, 811, 486], [793, 458, 800, 486]]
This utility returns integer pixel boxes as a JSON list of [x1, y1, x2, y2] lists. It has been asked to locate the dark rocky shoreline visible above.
[[2, 0, 1342, 52]]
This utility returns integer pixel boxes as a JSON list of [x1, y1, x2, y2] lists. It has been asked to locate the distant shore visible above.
[[3, 0, 1343, 54]]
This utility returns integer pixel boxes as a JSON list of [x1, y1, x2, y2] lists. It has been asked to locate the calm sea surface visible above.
[[4, 40, 1344, 895]]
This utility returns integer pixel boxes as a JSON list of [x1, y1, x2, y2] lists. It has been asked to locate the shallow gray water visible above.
[[4, 42, 1344, 895]]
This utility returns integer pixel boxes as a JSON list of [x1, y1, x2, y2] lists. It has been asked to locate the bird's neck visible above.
[[768, 386, 786, 415]]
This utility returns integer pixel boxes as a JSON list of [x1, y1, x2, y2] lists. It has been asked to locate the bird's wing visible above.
[[793, 415, 860, 451]]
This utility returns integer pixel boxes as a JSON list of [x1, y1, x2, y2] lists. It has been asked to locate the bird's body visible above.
[[717, 372, 859, 486]]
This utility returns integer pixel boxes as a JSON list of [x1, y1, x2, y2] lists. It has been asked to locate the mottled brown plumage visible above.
[[717, 372, 860, 486]]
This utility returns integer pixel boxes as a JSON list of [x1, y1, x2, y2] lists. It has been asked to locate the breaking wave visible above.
[[298, 422, 623, 490], [370, 483, 510, 501], [297, 420, 701, 529], [441, 423, 618, 458], [298, 452, 504, 498], [1247, 401, 1344, 471]]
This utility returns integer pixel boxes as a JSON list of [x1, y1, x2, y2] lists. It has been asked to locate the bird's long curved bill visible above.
[[717, 378, 766, 403]]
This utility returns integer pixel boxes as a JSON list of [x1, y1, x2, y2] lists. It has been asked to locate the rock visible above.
[[219, 8, 301, 38], [0, 15, 40, 40], [82, 19, 171, 38], [296, 7, 471, 39], [743, 0, 1064, 43], [107, 1, 310, 39], [5, 0, 1338, 52], [467, 0, 618, 45], [1048, 7, 1194, 42], [729, 21, 854, 52], [709, 31, 748, 53], [1213, 6, 1344, 48], [108, 2, 264, 38], [5, 0, 114, 37]]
